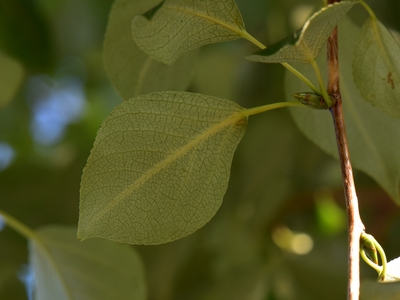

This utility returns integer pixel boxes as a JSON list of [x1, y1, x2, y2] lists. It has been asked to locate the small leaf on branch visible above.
[[132, 0, 250, 64], [78, 92, 247, 245], [246, 2, 355, 64], [285, 18, 400, 204], [104, 0, 197, 100], [353, 18, 400, 119], [30, 226, 146, 300]]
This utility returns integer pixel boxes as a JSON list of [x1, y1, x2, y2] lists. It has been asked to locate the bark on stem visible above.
[[327, 1, 365, 299]]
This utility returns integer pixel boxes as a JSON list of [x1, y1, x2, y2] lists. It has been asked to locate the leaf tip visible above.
[[76, 228, 88, 242]]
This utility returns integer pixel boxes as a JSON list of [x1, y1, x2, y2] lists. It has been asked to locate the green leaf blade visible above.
[[132, 0, 247, 64], [353, 18, 400, 118], [78, 92, 247, 245], [246, 2, 355, 64], [104, 0, 197, 100], [29, 226, 146, 300], [284, 18, 400, 204]]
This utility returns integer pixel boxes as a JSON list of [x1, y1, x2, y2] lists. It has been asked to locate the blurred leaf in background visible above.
[[30, 226, 146, 300], [0, 51, 24, 108]]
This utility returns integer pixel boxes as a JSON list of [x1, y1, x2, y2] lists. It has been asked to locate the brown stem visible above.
[[327, 1, 365, 299], [331, 101, 365, 299]]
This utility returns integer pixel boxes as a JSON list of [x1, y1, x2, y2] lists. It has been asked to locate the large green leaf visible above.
[[246, 2, 355, 64], [104, 0, 197, 100], [353, 18, 400, 118], [29, 226, 146, 300], [78, 92, 247, 245], [132, 0, 250, 64], [284, 18, 400, 203], [0, 51, 23, 108]]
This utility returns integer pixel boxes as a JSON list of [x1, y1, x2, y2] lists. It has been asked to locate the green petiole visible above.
[[0, 209, 38, 241], [359, 0, 377, 21], [242, 101, 305, 117], [281, 62, 321, 95], [242, 31, 334, 106], [309, 59, 334, 107]]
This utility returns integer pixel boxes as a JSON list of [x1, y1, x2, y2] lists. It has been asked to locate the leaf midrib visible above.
[[370, 19, 394, 74], [33, 236, 75, 300], [165, 3, 246, 38]]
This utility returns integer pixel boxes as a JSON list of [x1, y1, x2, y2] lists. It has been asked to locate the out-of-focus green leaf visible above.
[[29, 225, 146, 300], [284, 18, 400, 203], [353, 18, 400, 118], [314, 190, 346, 235], [0, 52, 24, 108], [361, 280, 400, 299], [103, 0, 197, 100], [78, 92, 247, 245], [0, 0, 54, 71], [132, 0, 250, 64], [246, 2, 355, 64]]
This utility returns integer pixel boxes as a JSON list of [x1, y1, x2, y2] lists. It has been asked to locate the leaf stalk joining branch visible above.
[[242, 33, 322, 98]]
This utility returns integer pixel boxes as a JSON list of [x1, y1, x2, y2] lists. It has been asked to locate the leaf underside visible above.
[[30, 226, 146, 300], [132, 0, 247, 64], [78, 92, 247, 245], [353, 18, 400, 119], [285, 18, 400, 204], [103, 0, 197, 100], [246, 1, 355, 64]]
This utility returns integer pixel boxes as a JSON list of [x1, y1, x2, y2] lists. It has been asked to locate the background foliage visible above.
[[1, 0, 400, 299]]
